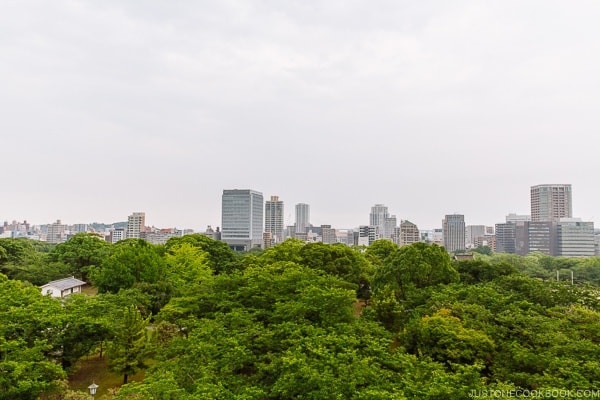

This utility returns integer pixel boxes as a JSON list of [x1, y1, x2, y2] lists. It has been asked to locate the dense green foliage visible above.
[[3, 235, 600, 399]]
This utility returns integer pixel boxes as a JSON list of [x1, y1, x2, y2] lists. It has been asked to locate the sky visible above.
[[2, 1, 600, 231]]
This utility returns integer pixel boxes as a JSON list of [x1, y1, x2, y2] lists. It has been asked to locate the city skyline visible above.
[[3, 2, 600, 231], [1, 183, 594, 233]]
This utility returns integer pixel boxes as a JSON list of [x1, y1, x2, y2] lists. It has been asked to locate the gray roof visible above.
[[41, 276, 86, 290]]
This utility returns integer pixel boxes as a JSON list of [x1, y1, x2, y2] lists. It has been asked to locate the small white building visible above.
[[40, 276, 86, 298]]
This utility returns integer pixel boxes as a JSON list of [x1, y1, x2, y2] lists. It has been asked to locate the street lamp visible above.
[[88, 382, 99, 400]]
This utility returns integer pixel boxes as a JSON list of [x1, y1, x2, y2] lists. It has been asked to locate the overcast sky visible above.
[[2, 1, 599, 231]]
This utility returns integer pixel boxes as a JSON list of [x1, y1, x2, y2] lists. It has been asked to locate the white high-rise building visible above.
[[295, 203, 310, 234], [370, 204, 389, 238], [531, 184, 572, 222], [265, 196, 284, 244], [46, 219, 67, 244], [126, 212, 146, 239], [443, 214, 466, 253], [221, 189, 264, 250]]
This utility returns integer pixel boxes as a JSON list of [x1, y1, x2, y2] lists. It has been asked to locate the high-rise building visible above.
[[126, 212, 146, 239], [399, 220, 420, 246], [265, 196, 284, 244], [221, 189, 264, 250], [443, 214, 466, 253], [295, 203, 310, 234], [46, 219, 67, 244], [370, 204, 389, 239], [466, 225, 486, 248], [384, 215, 397, 241], [556, 219, 595, 257], [530, 184, 572, 222], [495, 223, 516, 254], [526, 221, 556, 255]]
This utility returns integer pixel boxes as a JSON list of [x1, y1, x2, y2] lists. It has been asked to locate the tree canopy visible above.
[[2, 237, 600, 399]]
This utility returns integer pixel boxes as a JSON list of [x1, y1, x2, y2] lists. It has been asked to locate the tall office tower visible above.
[[384, 215, 397, 241], [495, 223, 516, 254], [556, 219, 595, 257], [466, 225, 486, 248], [295, 203, 310, 234], [399, 220, 420, 246], [530, 184, 572, 222], [46, 219, 67, 244], [370, 204, 389, 238], [222, 189, 264, 250], [442, 214, 466, 253], [265, 196, 284, 244], [503, 214, 530, 255], [526, 221, 556, 255], [126, 212, 146, 239]]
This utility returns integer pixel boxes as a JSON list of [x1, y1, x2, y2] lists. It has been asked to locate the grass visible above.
[[353, 299, 368, 317], [68, 354, 146, 398], [81, 284, 98, 296]]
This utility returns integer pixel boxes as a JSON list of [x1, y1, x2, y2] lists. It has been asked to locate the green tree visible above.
[[0, 238, 58, 285], [164, 234, 237, 274], [48, 232, 111, 281], [298, 242, 373, 298], [372, 242, 459, 300], [472, 245, 492, 256], [257, 238, 305, 265], [0, 274, 66, 399], [365, 239, 398, 266], [164, 242, 213, 296], [401, 308, 495, 367], [58, 294, 115, 369], [454, 259, 516, 284], [89, 239, 166, 293], [108, 306, 151, 385]]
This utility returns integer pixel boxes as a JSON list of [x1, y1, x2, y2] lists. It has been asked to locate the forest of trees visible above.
[[2, 234, 600, 399]]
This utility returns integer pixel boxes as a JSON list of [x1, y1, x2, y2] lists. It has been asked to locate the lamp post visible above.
[[88, 382, 99, 400]]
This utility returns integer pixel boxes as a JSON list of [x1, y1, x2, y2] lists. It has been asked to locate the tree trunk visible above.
[[123, 373, 128, 385]]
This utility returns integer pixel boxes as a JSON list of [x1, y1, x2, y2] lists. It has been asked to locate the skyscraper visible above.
[[295, 203, 310, 234], [370, 204, 389, 239], [495, 222, 516, 254], [443, 214, 465, 253], [221, 189, 264, 250], [126, 212, 145, 239], [265, 195, 284, 244], [530, 184, 572, 222]]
